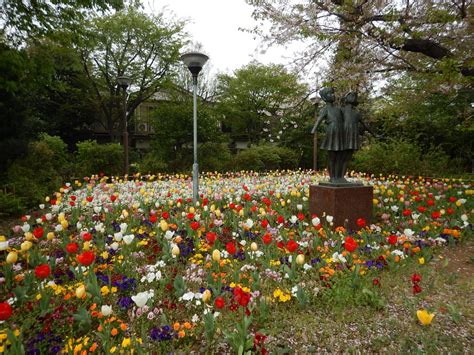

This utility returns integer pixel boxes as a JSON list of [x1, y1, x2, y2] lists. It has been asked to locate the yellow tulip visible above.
[[171, 245, 180, 257], [417, 309, 435, 325], [47, 232, 55, 240], [76, 285, 86, 298], [418, 257, 425, 265], [160, 220, 169, 232], [296, 254, 305, 265], [212, 249, 221, 262], [189, 207, 195, 214], [6, 251, 18, 264], [21, 241, 32, 251]]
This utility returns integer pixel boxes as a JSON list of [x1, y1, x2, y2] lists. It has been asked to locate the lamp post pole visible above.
[[117, 76, 131, 176], [180, 52, 209, 203]]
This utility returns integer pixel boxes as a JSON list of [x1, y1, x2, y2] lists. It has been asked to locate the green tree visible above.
[[1, 0, 124, 42], [148, 88, 227, 172], [75, 6, 186, 142], [215, 62, 309, 145]]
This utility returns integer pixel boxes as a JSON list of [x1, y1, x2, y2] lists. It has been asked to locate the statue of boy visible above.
[[311, 87, 346, 183]]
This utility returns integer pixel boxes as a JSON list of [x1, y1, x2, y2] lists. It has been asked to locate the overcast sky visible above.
[[145, 0, 303, 76]]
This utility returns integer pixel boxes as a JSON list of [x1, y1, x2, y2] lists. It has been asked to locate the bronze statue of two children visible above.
[[312, 87, 376, 184]]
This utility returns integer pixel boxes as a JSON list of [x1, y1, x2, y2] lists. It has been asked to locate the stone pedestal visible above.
[[309, 184, 373, 230]]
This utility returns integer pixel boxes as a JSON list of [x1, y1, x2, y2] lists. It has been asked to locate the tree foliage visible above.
[[75, 6, 186, 140], [1, 0, 124, 42], [215, 62, 309, 144]]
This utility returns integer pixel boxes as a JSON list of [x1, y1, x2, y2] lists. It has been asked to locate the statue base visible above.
[[309, 184, 373, 231]]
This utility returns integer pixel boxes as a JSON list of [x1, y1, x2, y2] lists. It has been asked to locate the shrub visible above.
[[5, 134, 68, 210], [234, 145, 299, 171], [198, 142, 232, 172], [75, 140, 123, 177], [138, 153, 169, 173], [351, 139, 453, 176]]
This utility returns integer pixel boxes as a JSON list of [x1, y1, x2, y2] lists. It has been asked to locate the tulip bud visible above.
[[25, 232, 33, 241], [212, 249, 221, 262], [61, 220, 68, 229], [83, 241, 91, 251], [160, 220, 169, 232], [202, 289, 212, 303], [250, 242, 258, 251], [171, 245, 180, 257], [6, 251, 18, 264], [76, 285, 86, 299], [215, 209, 221, 218], [296, 254, 305, 265], [47, 232, 55, 240], [21, 241, 32, 251], [189, 207, 195, 214]]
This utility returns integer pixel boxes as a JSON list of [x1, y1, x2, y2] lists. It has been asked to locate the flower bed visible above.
[[0, 171, 472, 353]]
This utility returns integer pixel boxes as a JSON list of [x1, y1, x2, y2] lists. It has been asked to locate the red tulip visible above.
[[150, 214, 157, 223], [388, 235, 398, 245], [77, 251, 95, 266], [262, 233, 272, 245], [277, 216, 285, 224], [356, 218, 366, 228], [402, 209, 412, 217], [413, 284, 422, 294], [431, 211, 441, 219], [34, 264, 51, 279], [82, 232, 92, 241], [66, 242, 79, 254], [226, 242, 237, 255], [0, 302, 12, 321], [261, 220, 269, 228], [162, 211, 169, 219], [233, 287, 251, 307], [190, 221, 200, 230], [33, 227, 44, 239], [110, 195, 117, 202], [187, 213, 195, 220], [214, 296, 225, 309], [206, 232, 216, 245], [286, 240, 298, 253], [411, 273, 422, 283], [344, 237, 358, 252]]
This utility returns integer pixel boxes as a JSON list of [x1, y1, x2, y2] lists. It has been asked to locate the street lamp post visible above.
[[310, 96, 321, 171], [180, 52, 209, 203], [117, 76, 131, 176]]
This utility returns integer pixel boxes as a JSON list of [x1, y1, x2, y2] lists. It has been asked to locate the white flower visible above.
[[21, 224, 30, 233], [403, 228, 415, 238], [110, 242, 119, 250], [326, 215, 334, 223], [0, 240, 8, 251], [164, 231, 175, 240], [131, 291, 153, 308], [181, 292, 195, 301], [123, 234, 135, 245], [332, 252, 347, 263], [297, 204, 303, 211], [244, 219, 254, 229], [120, 223, 128, 233], [101, 305, 113, 316], [461, 214, 468, 222], [114, 232, 123, 242], [303, 263, 312, 271], [45, 213, 52, 221], [289, 215, 298, 224], [55, 225, 63, 232], [391, 205, 399, 212], [192, 314, 199, 323], [93, 207, 102, 214], [312, 217, 321, 226]]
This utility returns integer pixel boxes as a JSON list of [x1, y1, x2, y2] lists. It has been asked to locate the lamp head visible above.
[[180, 52, 209, 76], [117, 76, 131, 89]]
